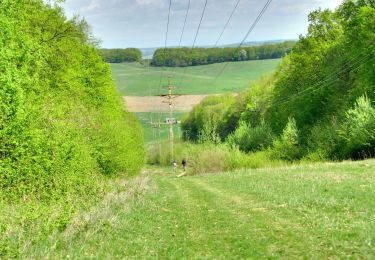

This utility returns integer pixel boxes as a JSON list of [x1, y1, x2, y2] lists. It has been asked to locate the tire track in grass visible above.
[[184, 176, 317, 258], [187, 167, 375, 259], [169, 175, 311, 258]]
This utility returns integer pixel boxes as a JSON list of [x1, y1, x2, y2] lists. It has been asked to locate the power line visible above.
[[170, 0, 191, 75], [213, 0, 273, 82], [165, 0, 173, 48], [178, 0, 208, 86], [157, 0, 173, 120], [152, 0, 173, 153], [178, 0, 191, 47], [214, 0, 241, 47], [266, 53, 375, 109]]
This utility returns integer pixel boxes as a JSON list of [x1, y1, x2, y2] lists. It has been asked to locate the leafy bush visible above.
[[147, 141, 284, 174], [271, 118, 303, 161], [181, 95, 235, 142], [304, 120, 341, 161], [338, 95, 375, 159], [227, 121, 273, 153]]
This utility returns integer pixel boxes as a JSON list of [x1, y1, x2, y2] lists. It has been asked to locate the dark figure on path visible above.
[[182, 159, 187, 172]]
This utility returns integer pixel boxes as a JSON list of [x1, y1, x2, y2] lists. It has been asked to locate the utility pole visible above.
[[162, 76, 177, 162], [150, 76, 181, 163]]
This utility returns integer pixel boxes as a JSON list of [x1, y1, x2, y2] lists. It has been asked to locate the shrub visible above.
[[304, 120, 341, 161], [338, 95, 375, 159], [227, 121, 273, 152], [271, 117, 303, 161], [147, 141, 285, 175]]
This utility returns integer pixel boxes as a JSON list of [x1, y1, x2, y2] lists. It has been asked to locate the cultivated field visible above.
[[12, 160, 374, 258], [124, 95, 214, 112], [112, 59, 280, 96]]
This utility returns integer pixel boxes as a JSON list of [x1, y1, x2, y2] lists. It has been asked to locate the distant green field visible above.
[[111, 59, 280, 96], [136, 112, 186, 143]]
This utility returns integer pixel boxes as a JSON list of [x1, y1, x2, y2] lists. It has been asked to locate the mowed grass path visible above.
[[34, 160, 375, 258], [112, 59, 280, 96]]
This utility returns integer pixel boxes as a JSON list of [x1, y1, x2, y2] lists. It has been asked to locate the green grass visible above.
[[5, 160, 374, 258], [111, 59, 280, 96], [135, 112, 186, 143]]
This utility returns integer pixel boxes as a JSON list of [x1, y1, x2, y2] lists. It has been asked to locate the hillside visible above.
[[112, 59, 280, 96]]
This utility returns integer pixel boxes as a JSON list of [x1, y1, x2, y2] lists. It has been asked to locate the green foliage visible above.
[[265, 1, 375, 137], [151, 41, 295, 67], [147, 141, 284, 174], [227, 121, 273, 153], [181, 95, 236, 142], [99, 48, 142, 63], [271, 118, 303, 161], [182, 0, 375, 162], [0, 0, 144, 201], [338, 95, 375, 158]]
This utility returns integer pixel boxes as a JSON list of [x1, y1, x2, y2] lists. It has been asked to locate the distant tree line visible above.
[[151, 41, 296, 67], [99, 48, 142, 63]]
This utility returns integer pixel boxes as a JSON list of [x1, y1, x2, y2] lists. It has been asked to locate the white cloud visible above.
[[136, 0, 165, 6], [81, 0, 100, 11], [62, 0, 347, 48]]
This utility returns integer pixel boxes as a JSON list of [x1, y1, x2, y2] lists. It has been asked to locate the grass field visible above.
[[112, 59, 280, 96], [9, 160, 374, 258]]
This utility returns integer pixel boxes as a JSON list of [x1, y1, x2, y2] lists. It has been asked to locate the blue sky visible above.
[[62, 0, 343, 48]]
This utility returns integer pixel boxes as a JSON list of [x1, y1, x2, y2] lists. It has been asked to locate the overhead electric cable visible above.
[[171, 0, 191, 75], [157, 0, 173, 120], [213, 0, 273, 82], [178, 0, 191, 47], [214, 0, 241, 47], [178, 0, 208, 86], [267, 53, 375, 109]]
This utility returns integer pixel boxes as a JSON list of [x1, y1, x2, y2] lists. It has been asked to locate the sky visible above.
[[62, 0, 343, 48]]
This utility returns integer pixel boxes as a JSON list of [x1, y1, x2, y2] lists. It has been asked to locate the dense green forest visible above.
[[0, 0, 145, 202], [99, 48, 142, 63], [181, 0, 375, 161], [151, 41, 295, 67]]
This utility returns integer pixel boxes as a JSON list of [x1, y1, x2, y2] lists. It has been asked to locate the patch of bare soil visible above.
[[124, 95, 211, 112]]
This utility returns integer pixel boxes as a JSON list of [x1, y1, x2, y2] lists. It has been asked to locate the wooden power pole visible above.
[[162, 76, 178, 161]]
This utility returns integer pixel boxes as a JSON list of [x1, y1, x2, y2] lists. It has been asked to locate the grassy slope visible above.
[[21, 160, 375, 258], [112, 59, 280, 96]]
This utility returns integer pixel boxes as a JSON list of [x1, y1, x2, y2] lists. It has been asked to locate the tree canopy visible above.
[[99, 48, 142, 63], [182, 0, 375, 160], [151, 41, 295, 67], [0, 0, 145, 201]]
